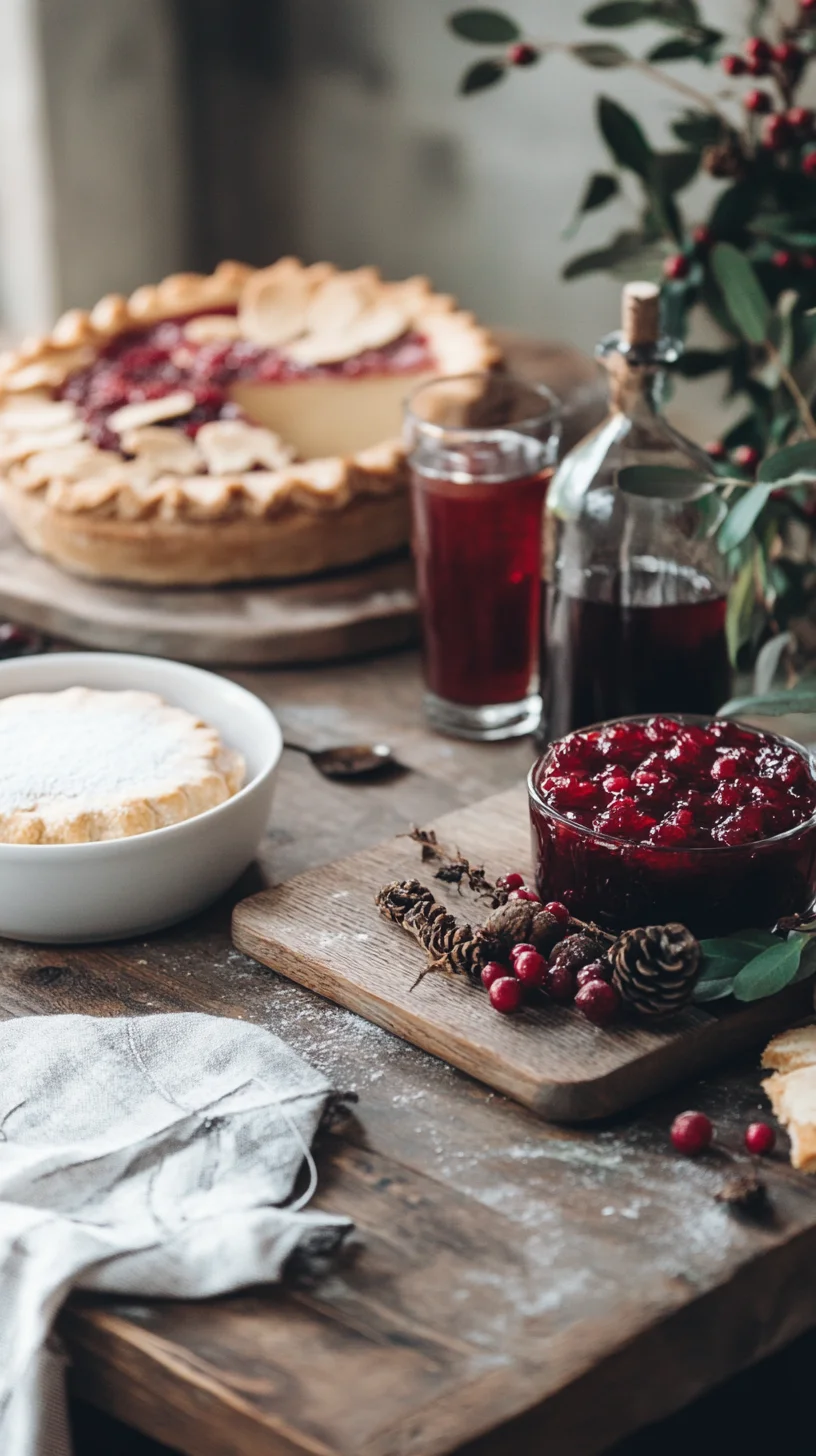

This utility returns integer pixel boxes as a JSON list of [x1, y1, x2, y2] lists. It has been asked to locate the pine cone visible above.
[[475, 900, 564, 963], [610, 923, 700, 1019], [376, 879, 483, 982]]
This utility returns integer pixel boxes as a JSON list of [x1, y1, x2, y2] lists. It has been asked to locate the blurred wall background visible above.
[[0, 0, 784, 435]]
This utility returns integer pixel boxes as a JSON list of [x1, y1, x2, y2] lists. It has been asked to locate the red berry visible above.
[[772, 248, 795, 268], [514, 949, 548, 987], [692, 225, 714, 250], [508, 42, 539, 66], [803, 150, 816, 176], [499, 871, 525, 892], [745, 1121, 776, 1155], [603, 772, 632, 794], [575, 980, 621, 1027], [803, 0, 816, 12], [509, 887, 540, 903], [648, 821, 690, 847], [721, 53, 746, 75], [714, 804, 765, 845], [489, 976, 523, 1014], [762, 115, 794, 149], [663, 253, 689, 281], [745, 37, 772, 62], [787, 106, 814, 132], [546, 963, 577, 1003], [481, 961, 508, 990], [732, 443, 760, 471], [670, 1110, 713, 1156], [744, 88, 772, 112], [773, 42, 801, 67], [705, 440, 727, 460], [510, 942, 536, 963], [543, 900, 570, 927], [576, 959, 611, 988]]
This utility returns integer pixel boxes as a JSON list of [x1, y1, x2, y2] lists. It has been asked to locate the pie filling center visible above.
[[57, 313, 436, 462]]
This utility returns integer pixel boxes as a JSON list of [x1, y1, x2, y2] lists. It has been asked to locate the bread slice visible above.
[[763, 1066, 816, 1171], [761, 1023, 816, 1074]]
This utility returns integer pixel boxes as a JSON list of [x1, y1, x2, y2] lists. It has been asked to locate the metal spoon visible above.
[[283, 740, 401, 780]]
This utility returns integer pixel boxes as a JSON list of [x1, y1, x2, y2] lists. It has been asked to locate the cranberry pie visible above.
[[0, 687, 244, 842], [0, 259, 498, 585]]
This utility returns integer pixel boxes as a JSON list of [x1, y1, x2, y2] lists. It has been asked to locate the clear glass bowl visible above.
[[528, 715, 816, 938]]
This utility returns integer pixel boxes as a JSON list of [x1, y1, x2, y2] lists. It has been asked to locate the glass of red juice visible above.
[[405, 374, 561, 740]]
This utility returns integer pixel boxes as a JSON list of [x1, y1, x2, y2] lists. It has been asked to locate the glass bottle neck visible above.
[[606, 356, 665, 419]]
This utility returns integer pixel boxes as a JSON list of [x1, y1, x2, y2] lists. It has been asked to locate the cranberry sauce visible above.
[[528, 715, 816, 937], [410, 465, 551, 706], [542, 593, 732, 741], [59, 313, 433, 450]]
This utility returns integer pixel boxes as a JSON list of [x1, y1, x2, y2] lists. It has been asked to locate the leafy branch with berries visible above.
[[448, 2, 816, 662]]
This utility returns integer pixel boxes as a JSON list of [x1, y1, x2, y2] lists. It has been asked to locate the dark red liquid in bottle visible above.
[[543, 592, 732, 741], [410, 467, 551, 706]]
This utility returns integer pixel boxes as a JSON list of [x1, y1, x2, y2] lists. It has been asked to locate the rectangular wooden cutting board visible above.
[[232, 783, 812, 1120]]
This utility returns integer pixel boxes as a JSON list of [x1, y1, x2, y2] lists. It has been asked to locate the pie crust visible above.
[[0, 686, 245, 842], [0, 259, 499, 585]]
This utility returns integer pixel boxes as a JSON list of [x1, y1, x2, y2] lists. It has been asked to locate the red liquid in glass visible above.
[[410, 467, 551, 706], [543, 593, 732, 741]]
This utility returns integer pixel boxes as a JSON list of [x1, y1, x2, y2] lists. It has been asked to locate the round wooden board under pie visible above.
[[0, 324, 602, 663]]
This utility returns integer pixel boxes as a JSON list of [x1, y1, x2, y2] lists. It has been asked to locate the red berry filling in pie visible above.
[[58, 312, 434, 452]]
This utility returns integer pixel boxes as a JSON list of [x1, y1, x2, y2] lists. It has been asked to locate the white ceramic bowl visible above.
[[0, 652, 282, 943]]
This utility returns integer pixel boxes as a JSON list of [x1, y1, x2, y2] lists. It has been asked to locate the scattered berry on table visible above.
[[499, 871, 525, 892], [546, 963, 577, 1003], [509, 887, 540, 902], [514, 949, 549, 987], [480, 961, 508, 990], [670, 1111, 713, 1156], [575, 980, 621, 1027], [489, 976, 523, 1014], [543, 900, 570, 927], [744, 1121, 776, 1155], [510, 942, 537, 963], [576, 959, 611, 989]]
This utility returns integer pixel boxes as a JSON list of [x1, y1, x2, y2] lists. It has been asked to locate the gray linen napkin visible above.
[[0, 1012, 352, 1456]]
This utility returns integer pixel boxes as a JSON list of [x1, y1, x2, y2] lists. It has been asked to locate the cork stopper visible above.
[[621, 281, 660, 348]]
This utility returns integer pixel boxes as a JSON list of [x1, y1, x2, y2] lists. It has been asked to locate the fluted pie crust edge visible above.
[[0, 259, 499, 585]]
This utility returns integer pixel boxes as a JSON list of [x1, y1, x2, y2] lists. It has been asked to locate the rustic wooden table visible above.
[[3, 649, 816, 1456]]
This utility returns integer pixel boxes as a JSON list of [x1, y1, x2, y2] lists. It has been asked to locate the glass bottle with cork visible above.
[[540, 280, 732, 743]]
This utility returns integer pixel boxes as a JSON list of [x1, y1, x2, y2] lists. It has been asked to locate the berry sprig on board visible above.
[[377, 830, 816, 1020], [448, 3, 816, 664]]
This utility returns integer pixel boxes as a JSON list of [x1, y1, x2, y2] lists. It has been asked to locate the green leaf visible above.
[[562, 228, 655, 280], [579, 173, 620, 212], [449, 9, 520, 42], [597, 95, 653, 179], [652, 149, 700, 194], [572, 42, 630, 66], [718, 687, 816, 716], [648, 37, 703, 60], [584, 0, 654, 23], [694, 978, 737, 1001], [711, 243, 771, 345], [709, 184, 760, 242], [718, 483, 775, 551], [726, 555, 757, 662], [671, 111, 721, 147], [757, 440, 816, 484], [732, 936, 805, 1002], [674, 348, 736, 378], [460, 59, 506, 93], [617, 464, 711, 498]]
